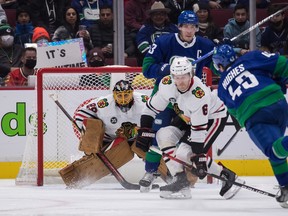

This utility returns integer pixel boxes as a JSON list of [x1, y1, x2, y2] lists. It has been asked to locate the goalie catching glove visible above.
[[135, 128, 155, 152], [116, 122, 138, 139], [191, 154, 207, 180]]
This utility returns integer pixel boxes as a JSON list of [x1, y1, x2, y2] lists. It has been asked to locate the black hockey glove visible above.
[[191, 154, 207, 180], [135, 128, 155, 152]]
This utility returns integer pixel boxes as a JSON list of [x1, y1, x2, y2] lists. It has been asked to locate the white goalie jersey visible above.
[[143, 75, 227, 144], [74, 92, 149, 142]]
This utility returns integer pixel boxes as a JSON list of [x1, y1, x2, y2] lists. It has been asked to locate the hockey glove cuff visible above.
[[135, 128, 155, 152]]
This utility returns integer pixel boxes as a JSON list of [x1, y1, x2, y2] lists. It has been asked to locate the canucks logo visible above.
[[162, 75, 172, 85], [192, 87, 205, 98], [97, 98, 109, 108], [141, 95, 149, 102]]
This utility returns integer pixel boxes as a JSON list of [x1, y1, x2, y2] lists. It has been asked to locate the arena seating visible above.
[[210, 9, 269, 29]]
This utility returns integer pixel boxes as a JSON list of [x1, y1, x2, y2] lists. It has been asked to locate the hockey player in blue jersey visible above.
[[136, 10, 216, 192], [212, 44, 288, 208]]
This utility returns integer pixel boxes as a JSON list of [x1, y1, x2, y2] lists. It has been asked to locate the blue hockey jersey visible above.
[[217, 50, 288, 127], [142, 33, 215, 84]]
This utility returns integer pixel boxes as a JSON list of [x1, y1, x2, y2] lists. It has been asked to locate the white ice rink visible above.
[[0, 176, 287, 216]]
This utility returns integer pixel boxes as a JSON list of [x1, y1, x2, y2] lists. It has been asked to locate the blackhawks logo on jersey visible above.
[[141, 95, 149, 102], [162, 75, 172, 85], [97, 98, 109, 108], [192, 86, 205, 98]]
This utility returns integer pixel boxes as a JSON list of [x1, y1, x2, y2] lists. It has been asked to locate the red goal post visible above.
[[15, 66, 213, 186]]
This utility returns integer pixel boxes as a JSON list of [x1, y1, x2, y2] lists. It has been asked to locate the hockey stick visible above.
[[216, 115, 241, 156], [49, 94, 159, 190], [192, 5, 288, 65], [150, 146, 277, 198]]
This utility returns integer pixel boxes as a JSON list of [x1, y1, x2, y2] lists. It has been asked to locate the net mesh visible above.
[[15, 67, 155, 185], [15, 66, 211, 185]]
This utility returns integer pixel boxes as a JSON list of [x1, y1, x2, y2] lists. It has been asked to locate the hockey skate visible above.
[[139, 172, 159, 193], [276, 185, 288, 208], [160, 171, 191, 199], [219, 168, 245, 199]]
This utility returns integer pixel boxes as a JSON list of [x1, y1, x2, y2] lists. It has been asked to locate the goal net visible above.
[[15, 66, 212, 186]]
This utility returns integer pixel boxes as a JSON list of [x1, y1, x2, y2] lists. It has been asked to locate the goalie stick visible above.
[[150, 146, 277, 198], [49, 94, 159, 190], [192, 4, 288, 65]]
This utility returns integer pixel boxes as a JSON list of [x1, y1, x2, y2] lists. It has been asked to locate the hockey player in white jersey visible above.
[[136, 57, 244, 199], [59, 80, 153, 188], [74, 79, 149, 144]]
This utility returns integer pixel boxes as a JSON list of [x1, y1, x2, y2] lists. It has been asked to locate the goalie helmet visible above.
[[113, 80, 134, 112], [178, 10, 198, 26], [212, 44, 236, 71], [170, 56, 194, 77]]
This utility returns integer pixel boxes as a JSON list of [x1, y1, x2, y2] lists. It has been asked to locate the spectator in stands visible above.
[[90, 5, 136, 59], [0, 4, 7, 24], [261, 4, 288, 54], [32, 27, 51, 44], [4, 46, 37, 86], [14, 6, 34, 47], [71, 0, 113, 28], [193, 2, 223, 41], [52, 6, 93, 53], [0, 0, 18, 9], [52, 6, 80, 41], [223, 4, 261, 55], [30, 0, 71, 37], [160, 0, 197, 24], [87, 47, 106, 67], [213, 0, 237, 9], [199, 0, 222, 9], [125, 0, 154, 39], [136, 1, 178, 63], [0, 24, 23, 72]]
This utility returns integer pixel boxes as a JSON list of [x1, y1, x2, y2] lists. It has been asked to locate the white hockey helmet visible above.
[[170, 56, 194, 77]]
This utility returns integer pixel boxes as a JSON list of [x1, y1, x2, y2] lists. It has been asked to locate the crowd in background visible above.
[[0, 0, 287, 86]]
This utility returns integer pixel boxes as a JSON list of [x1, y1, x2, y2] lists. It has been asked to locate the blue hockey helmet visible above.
[[212, 44, 236, 71], [178, 10, 199, 26]]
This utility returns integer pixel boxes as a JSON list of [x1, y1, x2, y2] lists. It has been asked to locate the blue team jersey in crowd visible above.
[[142, 33, 215, 84], [217, 50, 288, 127]]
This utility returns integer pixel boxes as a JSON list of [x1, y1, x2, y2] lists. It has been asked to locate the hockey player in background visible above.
[[136, 56, 244, 199], [212, 44, 288, 208], [138, 10, 216, 187]]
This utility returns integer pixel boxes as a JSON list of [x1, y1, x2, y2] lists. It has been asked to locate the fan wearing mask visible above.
[[4, 47, 37, 86], [32, 27, 51, 44], [87, 47, 106, 67], [0, 24, 23, 80]]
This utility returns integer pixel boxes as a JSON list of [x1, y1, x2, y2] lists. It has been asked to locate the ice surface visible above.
[[0, 176, 287, 216]]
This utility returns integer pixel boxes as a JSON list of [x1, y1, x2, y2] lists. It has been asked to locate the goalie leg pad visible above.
[[60, 139, 134, 188], [79, 119, 104, 154], [59, 154, 110, 188]]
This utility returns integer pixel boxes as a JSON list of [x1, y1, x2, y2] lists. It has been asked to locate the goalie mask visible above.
[[113, 80, 134, 112]]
